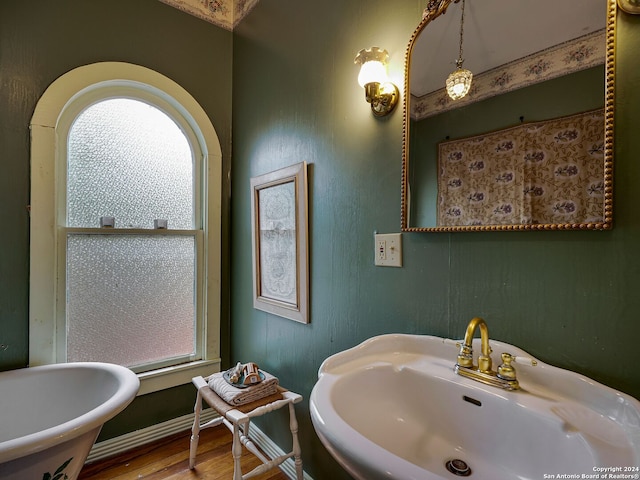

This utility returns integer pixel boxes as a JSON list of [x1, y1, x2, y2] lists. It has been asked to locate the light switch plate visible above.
[[374, 233, 402, 267]]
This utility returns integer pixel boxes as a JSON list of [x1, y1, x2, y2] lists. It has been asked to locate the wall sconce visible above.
[[354, 47, 399, 117]]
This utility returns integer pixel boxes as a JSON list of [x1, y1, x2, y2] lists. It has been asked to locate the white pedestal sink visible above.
[[310, 334, 640, 480]]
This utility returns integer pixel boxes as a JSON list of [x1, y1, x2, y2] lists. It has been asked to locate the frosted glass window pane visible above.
[[67, 98, 194, 229], [66, 234, 196, 367]]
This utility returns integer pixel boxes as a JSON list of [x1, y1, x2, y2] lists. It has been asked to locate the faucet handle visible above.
[[512, 355, 538, 367], [456, 343, 474, 368], [497, 352, 538, 382], [497, 352, 517, 380]]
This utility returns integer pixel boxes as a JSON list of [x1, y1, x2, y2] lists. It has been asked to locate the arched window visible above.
[[30, 63, 221, 393]]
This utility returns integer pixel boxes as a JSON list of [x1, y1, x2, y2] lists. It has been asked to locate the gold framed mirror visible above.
[[401, 0, 615, 232]]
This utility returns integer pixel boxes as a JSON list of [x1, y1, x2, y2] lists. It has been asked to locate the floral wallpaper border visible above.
[[412, 29, 605, 120], [158, 0, 259, 30]]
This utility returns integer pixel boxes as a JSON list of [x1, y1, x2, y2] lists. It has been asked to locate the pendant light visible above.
[[446, 0, 473, 100]]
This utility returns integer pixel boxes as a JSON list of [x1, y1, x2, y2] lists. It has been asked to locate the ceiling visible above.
[[411, 0, 607, 97]]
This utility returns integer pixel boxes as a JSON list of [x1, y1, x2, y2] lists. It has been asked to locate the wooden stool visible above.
[[189, 375, 304, 480]]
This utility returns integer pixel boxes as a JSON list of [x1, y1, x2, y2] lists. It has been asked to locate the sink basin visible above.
[[310, 334, 640, 480]]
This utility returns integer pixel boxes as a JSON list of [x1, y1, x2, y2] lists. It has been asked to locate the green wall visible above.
[[232, 2, 640, 479], [0, 0, 233, 435]]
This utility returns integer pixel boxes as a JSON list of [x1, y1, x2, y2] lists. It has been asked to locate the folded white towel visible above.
[[208, 369, 279, 406]]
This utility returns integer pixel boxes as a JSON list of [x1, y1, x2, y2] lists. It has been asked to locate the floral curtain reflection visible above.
[[437, 108, 604, 226]]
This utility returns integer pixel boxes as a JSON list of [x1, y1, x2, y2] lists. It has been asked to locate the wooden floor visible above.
[[79, 425, 290, 480]]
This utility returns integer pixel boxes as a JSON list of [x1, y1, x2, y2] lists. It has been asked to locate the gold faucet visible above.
[[454, 317, 521, 390]]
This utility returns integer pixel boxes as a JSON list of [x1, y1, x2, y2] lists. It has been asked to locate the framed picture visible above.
[[250, 162, 309, 324]]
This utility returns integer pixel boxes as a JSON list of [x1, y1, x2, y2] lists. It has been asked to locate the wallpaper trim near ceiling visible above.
[[158, 0, 259, 30], [411, 30, 605, 120]]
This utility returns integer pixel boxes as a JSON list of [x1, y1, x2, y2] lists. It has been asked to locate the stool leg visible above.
[[232, 421, 244, 480], [288, 402, 303, 480], [189, 390, 203, 469]]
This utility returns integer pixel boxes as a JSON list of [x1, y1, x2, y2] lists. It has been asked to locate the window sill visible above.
[[137, 358, 221, 395]]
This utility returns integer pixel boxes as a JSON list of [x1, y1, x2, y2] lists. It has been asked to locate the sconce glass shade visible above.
[[354, 47, 390, 84], [446, 66, 473, 100], [357, 60, 388, 87]]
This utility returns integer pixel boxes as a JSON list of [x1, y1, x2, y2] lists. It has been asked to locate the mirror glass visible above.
[[401, 0, 614, 232]]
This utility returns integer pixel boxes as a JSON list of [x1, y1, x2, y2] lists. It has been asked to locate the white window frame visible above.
[[29, 62, 222, 395]]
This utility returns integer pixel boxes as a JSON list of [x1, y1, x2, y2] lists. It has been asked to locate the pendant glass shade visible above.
[[446, 66, 473, 100]]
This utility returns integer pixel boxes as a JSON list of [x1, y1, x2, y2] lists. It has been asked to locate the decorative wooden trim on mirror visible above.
[[401, 0, 615, 232], [617, 0, 640, 14]]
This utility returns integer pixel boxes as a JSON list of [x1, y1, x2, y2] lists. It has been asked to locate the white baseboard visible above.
[[87, 408, 313, 480]]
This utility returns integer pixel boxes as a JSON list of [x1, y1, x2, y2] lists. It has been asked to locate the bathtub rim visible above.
[[0, 362, 140, 464]]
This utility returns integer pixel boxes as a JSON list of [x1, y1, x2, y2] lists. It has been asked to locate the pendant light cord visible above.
[[457, 0, 466, 67]]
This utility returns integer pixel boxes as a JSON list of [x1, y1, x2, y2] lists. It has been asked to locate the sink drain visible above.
[[445, 459, 471, 476]]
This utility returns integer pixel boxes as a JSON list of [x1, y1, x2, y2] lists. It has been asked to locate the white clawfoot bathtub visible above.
[[0, 362, 139, 480]]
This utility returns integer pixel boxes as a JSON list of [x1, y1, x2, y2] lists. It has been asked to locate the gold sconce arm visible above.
[[363, 82, 399, 117]]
